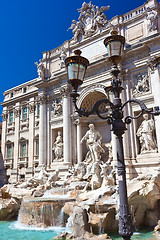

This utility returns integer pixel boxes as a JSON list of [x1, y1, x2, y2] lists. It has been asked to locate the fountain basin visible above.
[[18, 197, 75, 228]]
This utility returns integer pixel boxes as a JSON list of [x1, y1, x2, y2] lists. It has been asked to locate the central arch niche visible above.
[[80, 91, 107, 112], [78, 89, 112, 162]]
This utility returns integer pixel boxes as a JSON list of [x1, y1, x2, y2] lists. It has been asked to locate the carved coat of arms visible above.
[[68, 1, 110, 42]]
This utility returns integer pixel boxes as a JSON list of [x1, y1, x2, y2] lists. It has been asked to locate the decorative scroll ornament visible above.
[[133, 74, 150, 96], [68, 2, 110, 42]]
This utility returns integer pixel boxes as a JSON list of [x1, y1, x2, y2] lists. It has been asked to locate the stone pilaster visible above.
[[39, 93, 47, 167], [60, 85, 72, 163]]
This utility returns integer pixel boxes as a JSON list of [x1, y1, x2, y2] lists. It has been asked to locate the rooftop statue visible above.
[[146, 7, 158, 32], [68, 2, 110, 42]]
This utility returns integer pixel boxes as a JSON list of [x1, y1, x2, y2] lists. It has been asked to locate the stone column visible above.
[[14, 103, 20, 170], [1, 109, 7, 164], [60, 85, 72, 164], [111, 132, 117, 167], [39, 93, 47, 167], [46, 97, 51, 168], [28, 99, 35, 169], [122, 72, 136, 160], [149, 57, 160, 152], [0, 110, 7, 186], [76, 119, 82, 163]]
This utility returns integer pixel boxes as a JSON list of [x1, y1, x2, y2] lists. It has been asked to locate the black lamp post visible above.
[[65, 31, 160, 240]]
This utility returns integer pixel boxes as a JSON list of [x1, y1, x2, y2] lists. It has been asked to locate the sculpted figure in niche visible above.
[[81, 123, 105, 163], [146, 7, 158, 32], [53, 131, 63, 161], [137, 114, 157, 153]]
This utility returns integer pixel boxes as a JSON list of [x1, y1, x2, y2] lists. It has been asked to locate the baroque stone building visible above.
[[1, 0, 160, 183]]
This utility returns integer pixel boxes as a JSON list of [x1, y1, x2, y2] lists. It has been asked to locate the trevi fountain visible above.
[[1, 0, 160, 239]]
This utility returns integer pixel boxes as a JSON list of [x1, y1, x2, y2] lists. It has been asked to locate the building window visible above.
[[10, 92, 13, 98], [7, 145, 12, 159], [9, 111, 14, 123], [23, 87, 27, 93], [23, 107, 27, 120], [21, 142, 27, 157]]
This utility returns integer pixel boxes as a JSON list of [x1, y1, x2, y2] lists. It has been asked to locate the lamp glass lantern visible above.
[[104, 30, 125, 66], [65, 50, 89, 93]]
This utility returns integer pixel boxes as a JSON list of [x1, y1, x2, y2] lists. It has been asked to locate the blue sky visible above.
[[0, 0, 147, 118]]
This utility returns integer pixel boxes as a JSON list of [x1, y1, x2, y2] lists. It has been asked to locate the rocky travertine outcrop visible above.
[[1, 165, 160, 238], [127, 168, 160, 228]]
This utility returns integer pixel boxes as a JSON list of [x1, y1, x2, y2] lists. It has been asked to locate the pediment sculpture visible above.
[[68, 1, 110, 42]]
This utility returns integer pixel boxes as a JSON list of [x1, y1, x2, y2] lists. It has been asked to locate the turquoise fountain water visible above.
[[0, 221, 157, 240], [0, 221, 69, 240]]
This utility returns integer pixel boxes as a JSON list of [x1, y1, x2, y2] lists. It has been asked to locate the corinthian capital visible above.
[[59, 84, 71, 97], [38, 95, 47, 104]]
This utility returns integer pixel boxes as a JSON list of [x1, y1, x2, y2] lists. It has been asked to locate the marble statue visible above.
[[52, 99, 62, 117], [81, 124, 105, 162], [133, 74, 149, 95], [53, 131, 63, 161], [17, 166, 59, 189], [35, 60, 46, 79], [101, 162, 116, 187], [68, 20, 84, 42], [59, 47, 67, 68], [83, 162, 102, 191], [68, 2, 109, 42], [137, 114, 157, 153], [146, 7, 158, 32]]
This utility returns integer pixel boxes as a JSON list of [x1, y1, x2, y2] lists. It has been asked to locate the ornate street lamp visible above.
[[65, 49, 89, 97], [65, 31, 160, 240]]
